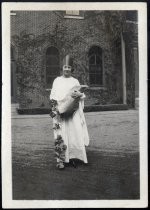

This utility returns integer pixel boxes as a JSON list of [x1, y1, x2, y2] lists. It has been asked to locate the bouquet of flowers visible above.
[[57, 85, 88, 115]]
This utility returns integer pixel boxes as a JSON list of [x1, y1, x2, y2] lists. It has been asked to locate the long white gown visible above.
[[50, 76, 89, 163]]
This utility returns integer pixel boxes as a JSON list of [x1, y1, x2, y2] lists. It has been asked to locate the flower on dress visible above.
[[54, 134, 67, 168], [50, 99, 67, 169], [49, 99, 59, 118], [53, 123, 61, 130]]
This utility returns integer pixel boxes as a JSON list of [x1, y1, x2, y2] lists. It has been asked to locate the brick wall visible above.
[[11, 11, 129, 108]]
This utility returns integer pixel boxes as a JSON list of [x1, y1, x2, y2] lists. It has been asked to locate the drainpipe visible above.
[[121, 32, 127, 104]]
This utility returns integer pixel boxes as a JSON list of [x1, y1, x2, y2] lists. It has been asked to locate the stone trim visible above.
[[88, 87, 107, 90], [10, 12, 16, 16], [64, 15, 84, 19]]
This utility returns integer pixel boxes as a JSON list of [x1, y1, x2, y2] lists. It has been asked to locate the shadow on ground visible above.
[[12, 148, 139, 200]]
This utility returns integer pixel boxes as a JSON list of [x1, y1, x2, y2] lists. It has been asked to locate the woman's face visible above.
[[63, 65, 72, 77]]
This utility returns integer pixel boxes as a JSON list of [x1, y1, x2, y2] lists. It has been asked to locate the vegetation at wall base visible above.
[[17, 104, 128, 115]]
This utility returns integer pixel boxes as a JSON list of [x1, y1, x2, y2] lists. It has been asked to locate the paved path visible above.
[[12, 110, 139, 200]]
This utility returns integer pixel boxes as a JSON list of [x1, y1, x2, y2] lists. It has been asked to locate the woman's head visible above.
[[62, 54, 73, 77]]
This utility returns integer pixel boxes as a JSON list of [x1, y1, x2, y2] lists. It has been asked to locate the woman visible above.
[[50, 55, 89, 169]]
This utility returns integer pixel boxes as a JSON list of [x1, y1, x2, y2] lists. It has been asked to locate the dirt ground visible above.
[[12, 110, 139, 200]]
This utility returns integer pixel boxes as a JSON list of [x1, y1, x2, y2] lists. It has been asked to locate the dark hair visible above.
[[71, 67, 74, 72]]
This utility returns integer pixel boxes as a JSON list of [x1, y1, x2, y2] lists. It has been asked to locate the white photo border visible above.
[[2, 2, 148, 208]]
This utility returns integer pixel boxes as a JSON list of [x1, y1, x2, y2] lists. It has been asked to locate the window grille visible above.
[[88, 46, 103, 86]]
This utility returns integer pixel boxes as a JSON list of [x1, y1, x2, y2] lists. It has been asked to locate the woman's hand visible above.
[[71, 91, 82, 99]]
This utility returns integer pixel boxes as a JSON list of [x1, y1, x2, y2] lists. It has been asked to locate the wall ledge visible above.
[[88, 87, 107, 90], [17, 104, 128, 115]]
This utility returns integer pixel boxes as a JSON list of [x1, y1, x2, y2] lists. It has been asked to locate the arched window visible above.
[[11, 46, 17, 102], [11, 46, 16, 61], [46, 47, 60, 87], [88, 46, 103, 86]]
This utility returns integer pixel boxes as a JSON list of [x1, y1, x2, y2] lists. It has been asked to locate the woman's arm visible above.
[[50, 78, 58, 100]]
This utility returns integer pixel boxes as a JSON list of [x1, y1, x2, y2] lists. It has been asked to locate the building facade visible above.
[[11, 10, 138, 110]]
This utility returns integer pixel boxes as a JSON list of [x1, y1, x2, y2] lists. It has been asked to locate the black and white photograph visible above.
[[2, 2, 148, 208]]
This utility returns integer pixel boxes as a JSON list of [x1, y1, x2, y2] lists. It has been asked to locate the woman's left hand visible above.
[[71, 91, 82, 99]]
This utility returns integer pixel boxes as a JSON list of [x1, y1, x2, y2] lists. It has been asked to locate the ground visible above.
[[12, 110, 139, 200]]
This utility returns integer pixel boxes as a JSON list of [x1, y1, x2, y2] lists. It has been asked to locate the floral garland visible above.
[[50, 99, 67, 169]]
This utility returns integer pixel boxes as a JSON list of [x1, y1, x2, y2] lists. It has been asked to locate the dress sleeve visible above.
[[75, 79, 86, 100], [75, 79, 80, 86], [50, 78, 58, 100], [75, 79, 86, 110]]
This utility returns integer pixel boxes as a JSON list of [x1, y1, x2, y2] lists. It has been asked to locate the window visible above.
[[66, 10, 79, 16], [88, 46, 103, 86], [46, 47, 60, 87], [11, 46, 17, 102], [11, 46, 16, 61], [64, 10, 84, 19]]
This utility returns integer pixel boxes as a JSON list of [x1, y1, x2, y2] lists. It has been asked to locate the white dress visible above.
[[50, 76, 89, 163]]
